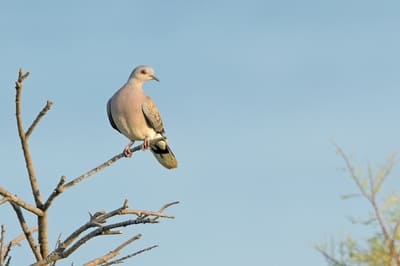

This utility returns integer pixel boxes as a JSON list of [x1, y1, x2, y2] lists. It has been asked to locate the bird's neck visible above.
[[128, 78, 144, 90]]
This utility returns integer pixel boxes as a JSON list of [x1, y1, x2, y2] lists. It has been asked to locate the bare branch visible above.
[[1, 225, 5, 265], [102, 245, 158, 266], [15, 68, 44, 208], [2, 243, 12, 266], [83, 234, 142, 266], [0, 198, 9, 206], [63, 137, 165, 191], [10, 203, 42, 261], [44, 176, 67, 211], [145, 201, 180, 222], [60, 201, 130, 250], [63, 218, 155, 259], [0, 187, 43, 216], [26, 100, 53, 139], [1, 226, 38, 261], [158, 201, 180, 213], [121, 207, 176, 219], [32, 218, 155, 266], [15, 69, 50, 258], [33, 200, 177, 266]]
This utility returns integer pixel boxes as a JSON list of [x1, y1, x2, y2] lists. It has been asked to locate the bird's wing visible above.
[[107, 98, 120, 133], [142, 95, 165, 134]]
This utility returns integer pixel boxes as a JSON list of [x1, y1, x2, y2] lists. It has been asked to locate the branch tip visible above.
[[123, 199, 129, 209]]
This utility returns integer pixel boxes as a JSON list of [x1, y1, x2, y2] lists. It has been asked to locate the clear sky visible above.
[[1, 1, 400, 265]]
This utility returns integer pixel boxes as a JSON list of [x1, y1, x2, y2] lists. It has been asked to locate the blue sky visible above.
[[1, 1, 400, 265]]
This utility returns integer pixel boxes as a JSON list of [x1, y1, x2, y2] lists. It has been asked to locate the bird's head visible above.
[[129, 65, 159, 82]]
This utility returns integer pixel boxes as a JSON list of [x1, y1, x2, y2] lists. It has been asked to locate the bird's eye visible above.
[[140, 69, 147, 75]]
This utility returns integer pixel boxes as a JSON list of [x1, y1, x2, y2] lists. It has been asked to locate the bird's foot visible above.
[[123, 141, 134, 157], [141, 138, 151, 150]]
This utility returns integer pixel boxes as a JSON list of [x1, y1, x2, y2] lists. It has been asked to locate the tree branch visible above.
[[32, 218, 155, 266], [63, 137, 165, 191], [38, 215, 49, 259], [0, 187, 43, 216], [0, 198, 8, 206], [0, 225, 5, 265], [59, 200, 129, 250], [15, 69, 53, 258], [26, 100, 53, 139], [43, 176, 66, 211], [10, 203, 42, 261], [335, 144, 400, 265], [1, 225, 38, 263], [102, 244, 158, 266], [41, 137, 166, 213], [83, 234, 142, 266], [15, 68, 44, 208], [32, 200, 177, 266]]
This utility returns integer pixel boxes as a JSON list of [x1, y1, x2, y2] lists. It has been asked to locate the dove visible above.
[[107, 65, 178, 169]]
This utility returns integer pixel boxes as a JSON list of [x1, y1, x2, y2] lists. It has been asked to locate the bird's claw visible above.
[[123, 141, 134, 157], [123, 146, 132, 157], [141, 138, 151, 150]]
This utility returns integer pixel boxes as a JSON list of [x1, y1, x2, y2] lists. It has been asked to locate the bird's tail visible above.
[[150, 141, 178, 169]]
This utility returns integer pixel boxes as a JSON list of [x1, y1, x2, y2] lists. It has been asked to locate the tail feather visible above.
[[151, 144, 178, 169]]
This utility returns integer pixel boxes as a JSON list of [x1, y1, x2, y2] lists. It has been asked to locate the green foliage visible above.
[[318, 146, 399, 266]]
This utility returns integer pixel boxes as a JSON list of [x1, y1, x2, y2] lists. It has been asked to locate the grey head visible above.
[[128, 65, 159, 82]]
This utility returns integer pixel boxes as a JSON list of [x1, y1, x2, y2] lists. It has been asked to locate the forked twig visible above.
[[83, 234, 142, 266], [32, 200, 177, 266]]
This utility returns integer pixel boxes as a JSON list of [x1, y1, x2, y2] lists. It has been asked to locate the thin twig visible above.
[[0, 198, 9, 206], [5, 256, 11, 266], [2, 226, 38, 260], [26, 100, 53, 139], [335, 144, 370, 201], [315, 246, 347, 266], [59, 201, 130, 250], [10, 203, 42, 261], [3, 243, 11, 266], [145, 201, 180, 221], [63, 137, 165, 190], [102, 245, 158, 266], [121, 208, 176, 219], [43, 176, 66, 211], [0, 225, 5, 265], [83, 234, 142, 266]]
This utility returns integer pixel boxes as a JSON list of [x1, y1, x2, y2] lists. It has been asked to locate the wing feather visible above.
[[107, 98, 120, 133], [142, 96, 165, 134]]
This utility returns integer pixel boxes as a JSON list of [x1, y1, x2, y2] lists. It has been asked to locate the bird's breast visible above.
[[111, 88, 156, 141]]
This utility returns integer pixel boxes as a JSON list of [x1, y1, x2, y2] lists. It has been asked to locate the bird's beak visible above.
[[151, 75, 160, 82]]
